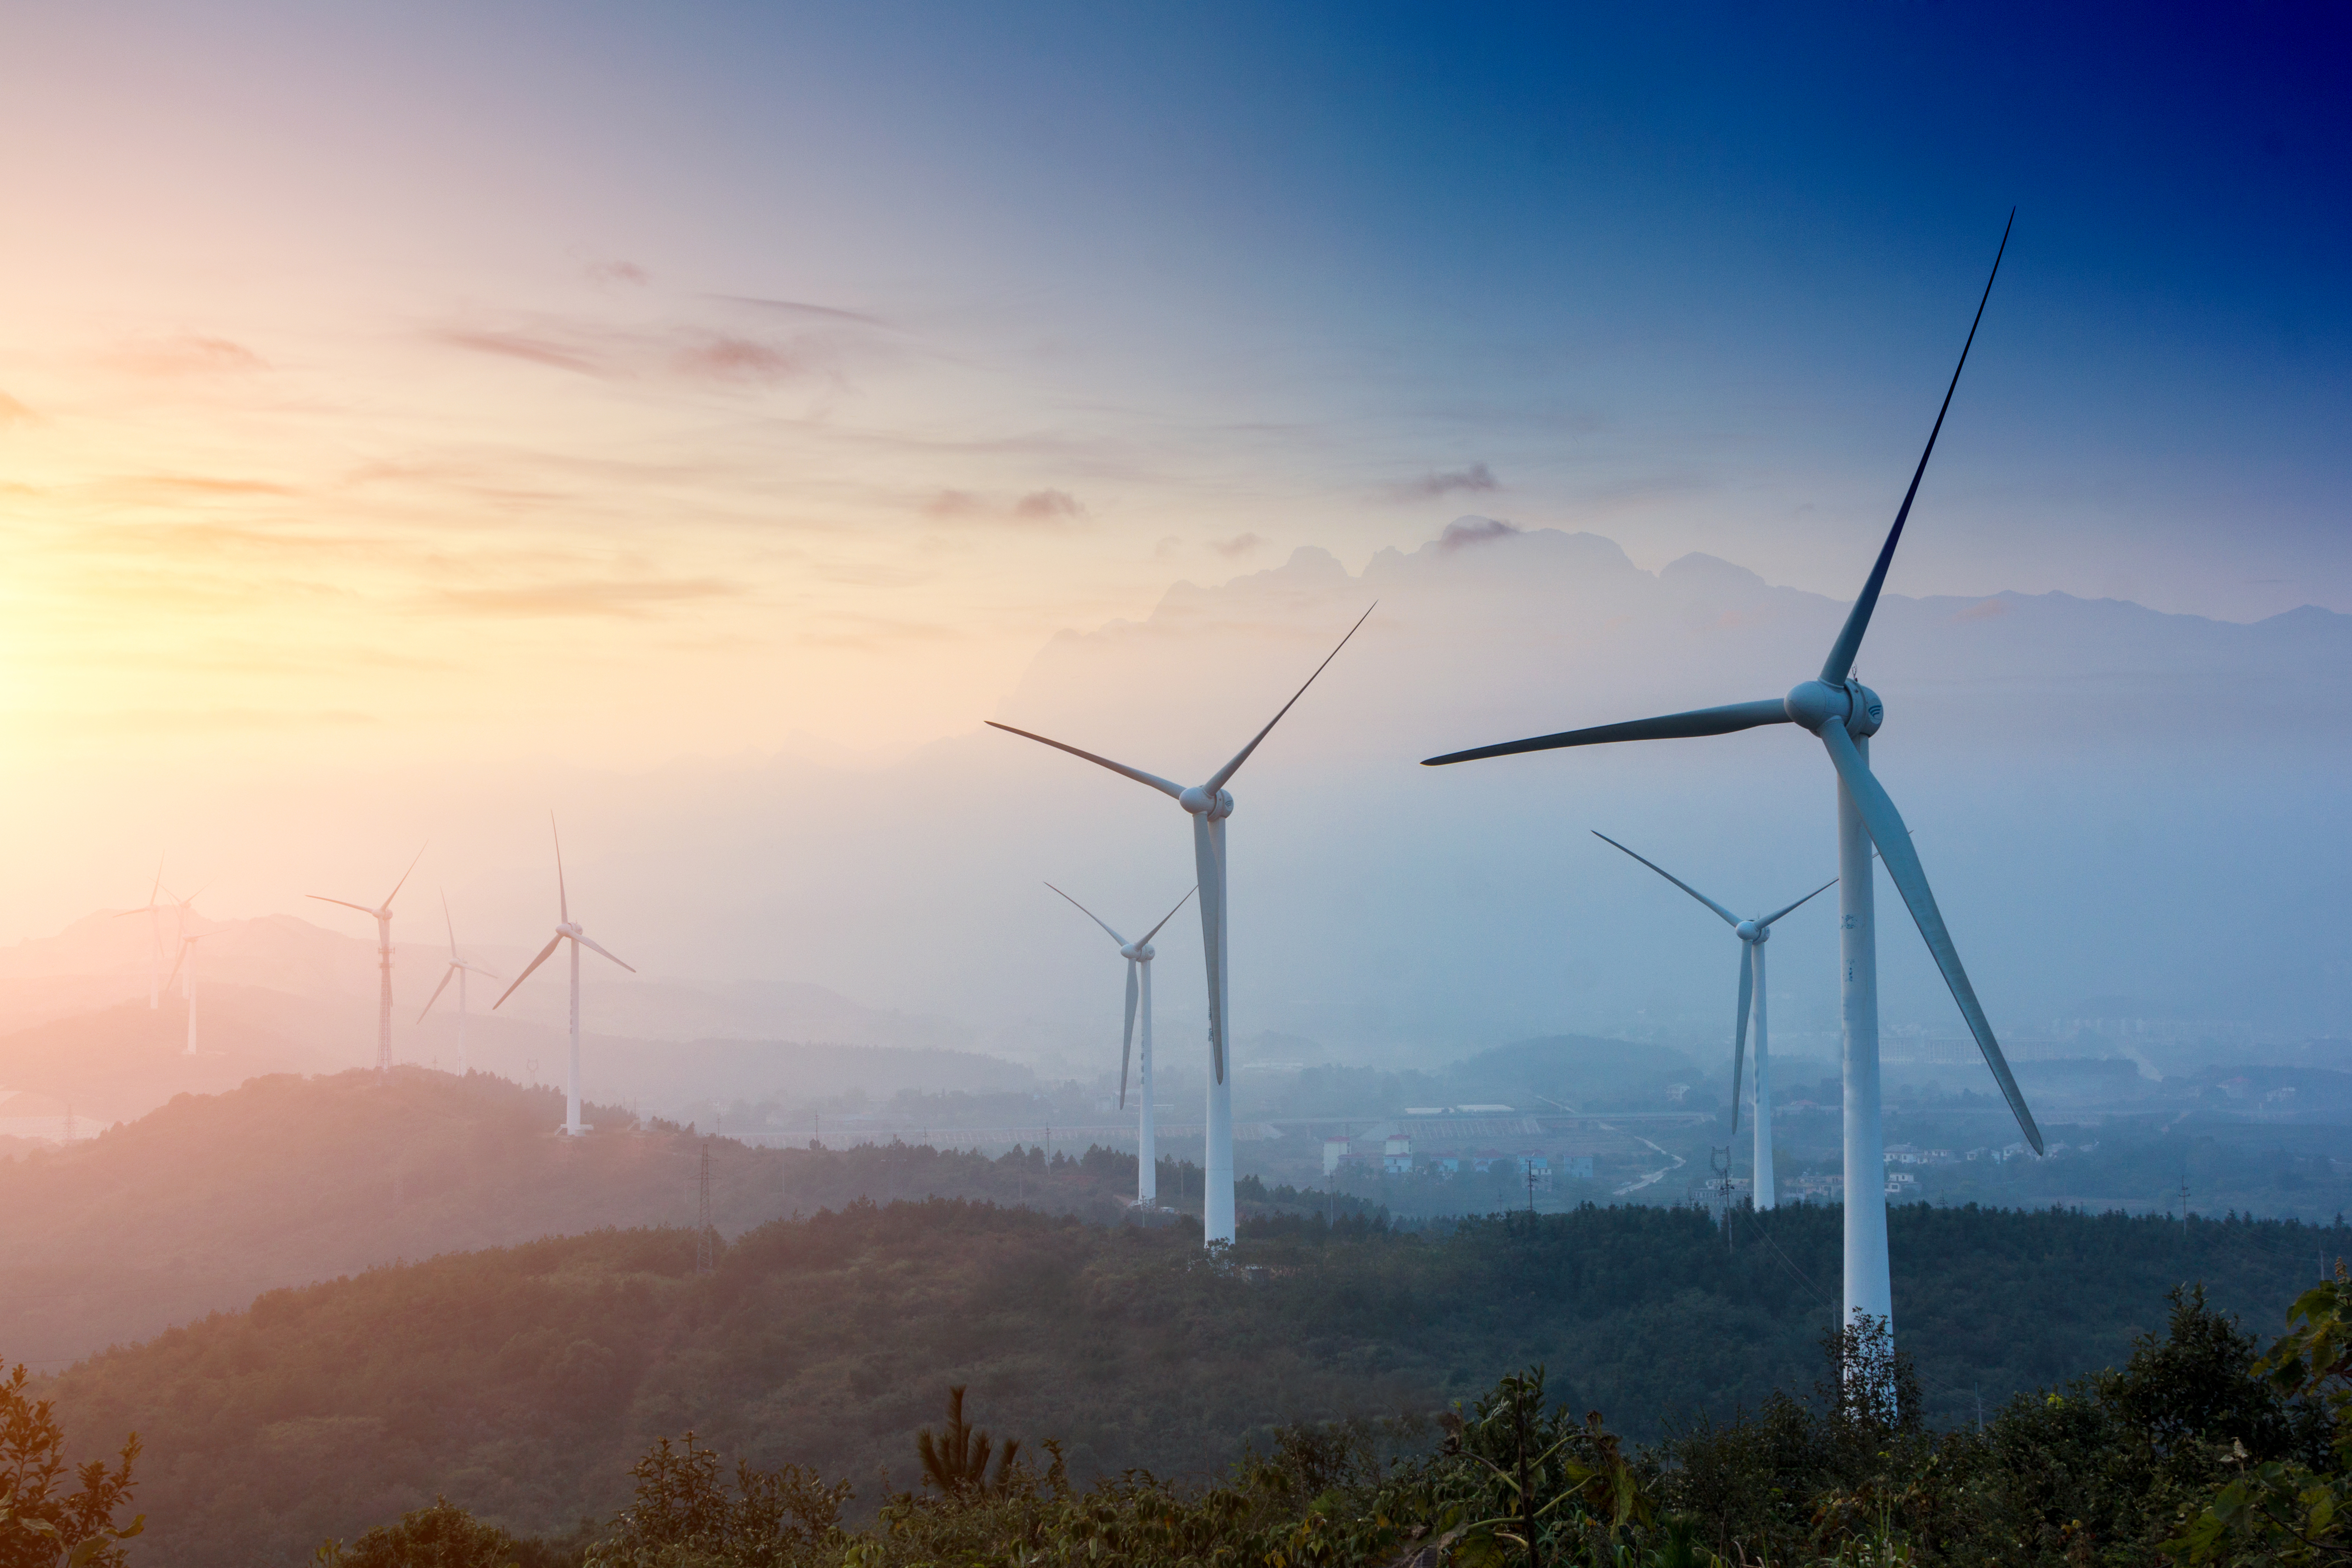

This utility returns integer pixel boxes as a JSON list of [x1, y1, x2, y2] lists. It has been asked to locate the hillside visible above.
[[31, 1198, 2341, 1568], [0, 1069, 1173, 1371]]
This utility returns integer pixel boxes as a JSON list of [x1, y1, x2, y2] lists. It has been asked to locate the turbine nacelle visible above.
[[1179, 785, 1235, 819], [557, 921, 583, 939], [1120, 941, 1154, 961], [1735, 919, 1763, 943], [1783, 680, 1884, 738]]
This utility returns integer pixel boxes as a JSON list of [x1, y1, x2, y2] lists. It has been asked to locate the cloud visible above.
[[924, 490, 985, 517], [715, 295, 891, 328], [428, 576, 743, 619], [1012, 489, 1084, 524], [109, 335, 268, 376], [0, 392, 34, 425], [1437, 515, 1521, 552], [433, 328, 606, 376], [1210, 533, 1264, 558], [1387, 462, 1499, 502], [672, 334, 806, 385], [107, 475, 297, 500], [587, 260, 650, 286]]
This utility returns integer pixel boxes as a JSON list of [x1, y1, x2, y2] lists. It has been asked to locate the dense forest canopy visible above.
[[30, 1195, 2342, 1567]]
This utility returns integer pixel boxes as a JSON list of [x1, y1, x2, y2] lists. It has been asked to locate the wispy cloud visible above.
[[587, 260, 650, 287], [433, 328, 605, 376], [1386, 462, 1499, 502], [1436, 515, 1520, 552], [1210, 532, 1264, 558], [713, 295, 891, 328], [428, 576, 743, 619], [107, 334, 268, 376], [671, 334, 809, 385], [1012, 489, 1084, 525]]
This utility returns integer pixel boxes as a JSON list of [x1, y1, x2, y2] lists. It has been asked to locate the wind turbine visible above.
[[1592, 832, 1832, 1209], [1423, 216, 2041, 1342], [494, 818, 635, 1137], [166, 932, 208, 1056], [1045, 882, 1196, 1207], [113, 858, 169, 1009], [309, 846, 426, 1077], [418, 893, 500, 1078], [988, 605, 1375, 1246]]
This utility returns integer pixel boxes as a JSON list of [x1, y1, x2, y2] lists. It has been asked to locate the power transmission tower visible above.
[[695, 1139, 715, 1276]]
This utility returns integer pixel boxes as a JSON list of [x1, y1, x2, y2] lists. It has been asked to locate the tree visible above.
[[915, 1387, 1019, 1500], [312, 1497, 546, 1568], [0, 1361, 141, 1568]]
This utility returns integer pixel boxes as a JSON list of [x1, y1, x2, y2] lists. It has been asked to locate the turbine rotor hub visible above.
[[558, 922, 582, 938], [1179, 785, 1214, 815], [1736, 919, 1762, 942], [1783, 679, 1885, 737]]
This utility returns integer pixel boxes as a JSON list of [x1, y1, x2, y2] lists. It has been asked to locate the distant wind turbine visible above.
[[166, 933, 208, 1056], [1045, 882, 1195, 1208], [309, 846, 426, 1077], [1424, 215, 2041, 1343], [418, 893, 499, 1078], [1593, 832, 1832, 1209], [988, 606, 1374, 1246], [113, 857, 170, 1009], [494, 818, 635, 1137]]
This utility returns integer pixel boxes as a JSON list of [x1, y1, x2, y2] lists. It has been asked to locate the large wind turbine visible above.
[[1593, 832, 1832, 1209], [989, 606, 1374, 1246], [418, 893, 499, 1077], [309, 846, 426, 1077], [113, 858, 169, 1009], [166, 933, 208, 1056], [494, 818, 635, 1137], [1424, 217, 2041, 1340], [1045, 882, 1195, 1208]]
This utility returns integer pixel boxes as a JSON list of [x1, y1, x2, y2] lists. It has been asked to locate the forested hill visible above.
[[35, 1198, 2341, 1568], [0, 1068, 1208, 1370]]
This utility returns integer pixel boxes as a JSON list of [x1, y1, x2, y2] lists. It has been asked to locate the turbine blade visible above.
[[1424, 699, 1791, 766], [166, 940, 190, 991], [307, 895, 378, 916], [494, 934, 565, 1009], [1731, 942, 1752, 1138], [443, 889, 457, 955], [983, 723, 1184, 799], [1139, 885, 1198, 946], [1044, 882, 1128, 947], [1758, 875, 1839, 929], [417, 964, 457, 1023], [1818, 722, 2043, 1152], [1204, 603, 1376, 793], [551, 814, 568, 923], [1120, 959, 1139, 1110], [1591, 832, 1739, 926], [1192, 814, 1227, 1084], [382, 842, 427, 912], [149, 856, 164, 905], [574, 931, 637, 973], [1820, 210, 2015, 684]]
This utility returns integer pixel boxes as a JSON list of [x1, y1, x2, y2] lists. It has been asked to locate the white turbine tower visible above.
[[1593, 832, 1833, 1209], [989, 605, 1374, 1247], [166, 933, 208, 1056], [309, 846, 426, 1077], [494, 818, 635, 1137], [1424, 216, 2041, 1343], [418, 893, 499, 1077], [113, 858, 169, 1009], [1045, 882, 1196, 1208]]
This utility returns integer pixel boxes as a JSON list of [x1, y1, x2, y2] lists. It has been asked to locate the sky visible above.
[[0, 3, 2346, 1049]]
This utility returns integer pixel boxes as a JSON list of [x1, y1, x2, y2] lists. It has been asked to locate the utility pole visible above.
[[695, 1139, 714, 1276], [1711, 1145, 1734, 1248]]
